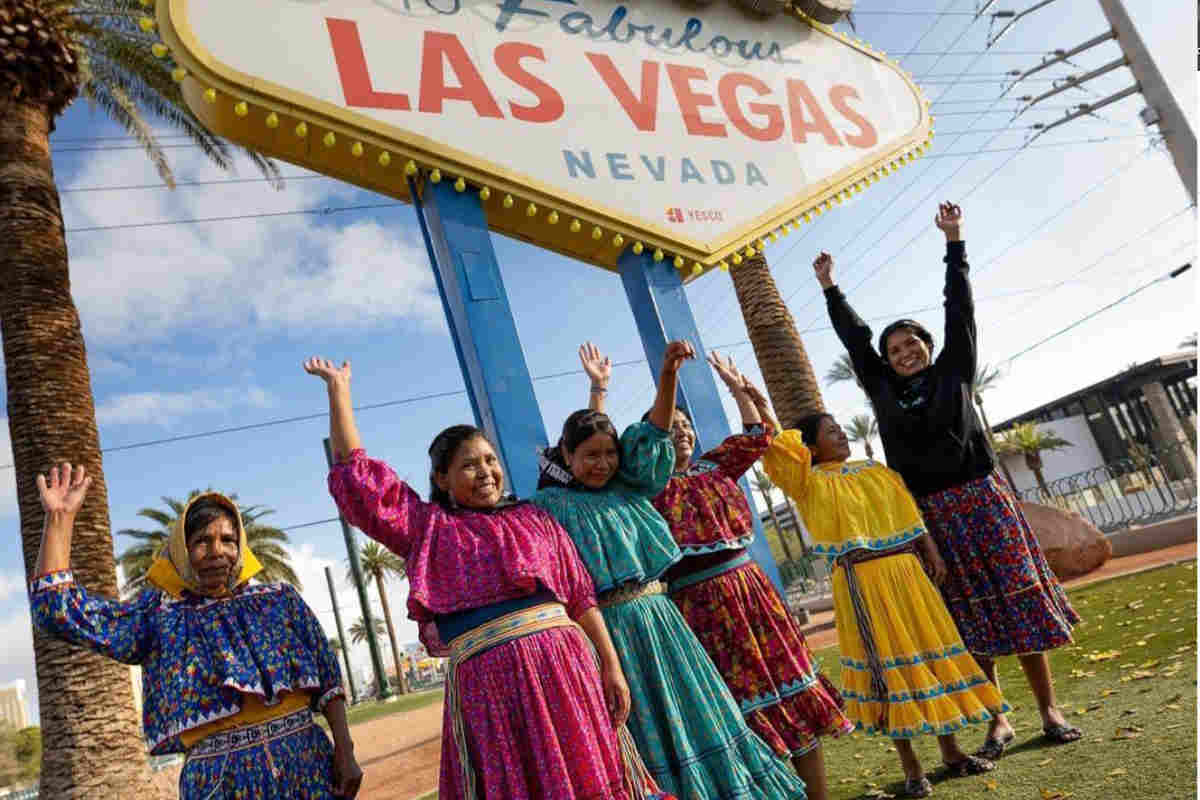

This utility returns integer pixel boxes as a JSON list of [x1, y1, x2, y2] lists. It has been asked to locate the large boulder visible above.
[[1020, 501, 1112, 580]]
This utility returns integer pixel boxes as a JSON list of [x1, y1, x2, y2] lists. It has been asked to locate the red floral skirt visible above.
[[917, 474, 1080, 657], [672, 555, 854, 758]]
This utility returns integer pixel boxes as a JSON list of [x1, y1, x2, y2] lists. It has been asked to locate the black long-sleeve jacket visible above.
[[824, 240, 995, 497]]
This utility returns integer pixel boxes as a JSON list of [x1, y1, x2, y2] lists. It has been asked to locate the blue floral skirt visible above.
[[179, 709, 338, 800]]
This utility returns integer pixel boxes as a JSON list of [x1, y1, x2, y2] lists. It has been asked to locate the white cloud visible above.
[[59, 148, 442, 350], [0, 572, 24, 601], [95, 385, 277, 427], [0, 606, 38, 723]]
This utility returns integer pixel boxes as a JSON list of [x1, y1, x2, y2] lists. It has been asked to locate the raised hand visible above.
[[935, 202, 963, 241], [707, 351, 747, 392], [813, 252, 835, 289], [578, 342, 612, 388], [304, 357, 352, 388], [661, 340, 696, 375], [740, 379, 781, 433], [37, 463, 92, 516]]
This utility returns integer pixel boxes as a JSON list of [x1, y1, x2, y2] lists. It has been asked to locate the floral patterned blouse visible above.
[[532, 422, 681, 594], [652, 424, 772, 555], [29, 572, 345, 755], [327, 450, 599, 655]]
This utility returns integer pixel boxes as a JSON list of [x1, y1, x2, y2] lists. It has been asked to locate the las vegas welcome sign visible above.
[[155, 0, 931, 279]]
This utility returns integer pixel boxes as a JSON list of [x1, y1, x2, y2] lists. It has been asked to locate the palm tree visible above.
[[2, 4, 277, 794], [328, 637, 352, 691], [728, 253, 826, 428], [824, 353, 863, 393], [751, 468, 796, 564], [349, 616, 386, 644], [993, 423, 1073, 498], [115, 491, 300, 596], [1181, 333, 1197, 349], [844, 414, 878, 460], [351, 541, 409, 694], [970, 363, 1019, 490]]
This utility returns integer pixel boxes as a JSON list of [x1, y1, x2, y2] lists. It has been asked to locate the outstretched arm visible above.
[[579, 342, 612, 413], [815, 252, 887, 392], [708, 351, 760, 425], [934, 202, 977, 382], [647, 340, 695, 430], [304, 357, 362, 462]]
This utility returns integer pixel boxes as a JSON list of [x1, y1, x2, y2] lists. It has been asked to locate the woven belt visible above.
[[669, 551, 752, 594], [598, 580, 667, 608], [834, 544, 918, 726], [187, 708, 313, 760]]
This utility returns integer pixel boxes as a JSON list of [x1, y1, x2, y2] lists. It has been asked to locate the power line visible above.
[[64, 202, 404, 233], [61, 174, 329, 193], [999, 263, 1194, 365]]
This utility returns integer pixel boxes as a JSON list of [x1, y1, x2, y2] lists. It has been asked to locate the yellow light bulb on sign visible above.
[[151, 43, 168, 58], [322, 132, 337, 148], [719, 261, 729, 271], [295, 122, 308, 138], [591, 226, 603, 240], [732, 253, 743, 265], [612, 234, 624, 247], [673, 255, 684, 268], [632, 242, 644, 254], [351, 141, 364, 158], [547, 210, 559, 224], [377, 151, 390, 167], [454, 177, 466, 192], [429, 168, 442, 183], [526, 203, 538, 217], [404, 160, 417, 176], [503, 194, 514, 209], [570, 219, 581, 233], [653, 249, 664, 262], [171, 67, 187, 82], [203, 88, 217, 103], [479, 186, 490, 201], [691, 262, 702, 275], [234, 101, 248, 117], [139, 17, 155, 32], [265, 112, 279, 129]]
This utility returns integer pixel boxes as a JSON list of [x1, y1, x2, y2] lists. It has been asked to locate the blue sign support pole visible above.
[[619, 249, 786, 597], [409, 178, 548, 499]]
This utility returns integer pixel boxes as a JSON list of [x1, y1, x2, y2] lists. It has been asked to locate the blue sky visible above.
[[1, 0, 1195, 720]]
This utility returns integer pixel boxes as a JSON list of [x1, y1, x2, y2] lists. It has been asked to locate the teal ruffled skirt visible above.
[[602, 589, 807, 800]]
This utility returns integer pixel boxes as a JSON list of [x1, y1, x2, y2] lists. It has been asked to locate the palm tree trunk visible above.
[[977, 396, 1018, 491], [782, 498, 811, 557], [373, 569, 408, 695], [1, 99, 165, 798], [729, 253, 826, 427], [759, 490, 796, 563], [864, 441, 874, 460]]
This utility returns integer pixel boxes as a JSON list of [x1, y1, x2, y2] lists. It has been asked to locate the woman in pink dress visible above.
[[305, 357, 669, 800]]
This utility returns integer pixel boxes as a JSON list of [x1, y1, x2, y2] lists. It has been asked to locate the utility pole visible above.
[[324, 565, 358, 704], [324, 437, 391, 700], [1097, 0, 1196, 204]]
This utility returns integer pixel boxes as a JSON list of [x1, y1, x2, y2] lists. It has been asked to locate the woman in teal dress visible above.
[[533, 341, 807, 800]]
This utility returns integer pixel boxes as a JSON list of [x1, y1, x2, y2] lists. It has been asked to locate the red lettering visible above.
[[666, 64, 726, 138], [325, 18, 411, 110], [586, 53, 659, 132], [494, 42, 564, 124], [418, 32, 504, 118], [830, 85, 878, 149], [786, 80, 841, 146], [718, 73, 783, 142]]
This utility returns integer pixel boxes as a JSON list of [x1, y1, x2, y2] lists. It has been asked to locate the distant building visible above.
[[0, 680, 30, 730], [993, 349, 1197, 492]]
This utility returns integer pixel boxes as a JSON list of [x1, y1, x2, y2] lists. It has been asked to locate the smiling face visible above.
[[885, 327, 932, 377], [186, 514, 240, 595], [565, 431, 621, 489], [435, 435, 505, 509], [669, 410, 695, 469], [811, 416, 852, 464]]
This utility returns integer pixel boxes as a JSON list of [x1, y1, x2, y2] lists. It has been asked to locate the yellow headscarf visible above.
[[145, 492, 263, 598]]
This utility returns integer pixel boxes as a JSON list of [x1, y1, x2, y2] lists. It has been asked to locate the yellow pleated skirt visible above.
[[832, 553, 1010, 738]]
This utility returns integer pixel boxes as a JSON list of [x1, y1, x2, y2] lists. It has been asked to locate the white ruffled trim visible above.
[[29, 570, 74, 594]]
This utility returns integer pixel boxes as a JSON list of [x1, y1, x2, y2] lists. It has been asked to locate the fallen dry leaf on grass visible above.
[[1108, 768, 1129, 776], [1037, 758, 1054, 766], [1041, 789, 1074, 799]]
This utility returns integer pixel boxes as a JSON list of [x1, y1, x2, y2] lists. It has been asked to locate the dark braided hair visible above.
[[184, 498, 238, 543], [795, 413, 836, 463], [428, 424, 491, 509]]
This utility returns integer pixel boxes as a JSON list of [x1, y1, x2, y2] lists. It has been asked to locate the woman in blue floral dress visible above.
[[533, 341, 808, 800], [29, 463, 362, 799]]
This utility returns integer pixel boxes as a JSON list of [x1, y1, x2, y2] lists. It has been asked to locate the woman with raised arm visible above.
[[813, 202, 1080, 762], [305, 357, 670, 800], [535, 341, 809, 800], [581, 343, 851, 800], [763, 412, 1007, 798], [29, 465, 362, 799]]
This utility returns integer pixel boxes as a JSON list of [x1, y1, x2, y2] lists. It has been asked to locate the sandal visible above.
[[1042, 723, 1083, 744], [974, 731, 1015, 760], [942, 755, 995, 778], [903, 776, 933, 798]]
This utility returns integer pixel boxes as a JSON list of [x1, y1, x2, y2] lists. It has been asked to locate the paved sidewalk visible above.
[[800, 539, 1197, 651]]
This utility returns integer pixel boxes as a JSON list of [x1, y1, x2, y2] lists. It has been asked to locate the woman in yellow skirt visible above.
[[761, 407, 1008, 798]]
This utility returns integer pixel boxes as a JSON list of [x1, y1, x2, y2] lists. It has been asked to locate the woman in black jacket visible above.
[[811, 202, 1081, 761]]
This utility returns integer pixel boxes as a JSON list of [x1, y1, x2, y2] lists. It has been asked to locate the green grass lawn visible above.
[[820, 561, 1197, 799], [314, 687, 444, 735], [352, 563, 1198, 800]]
